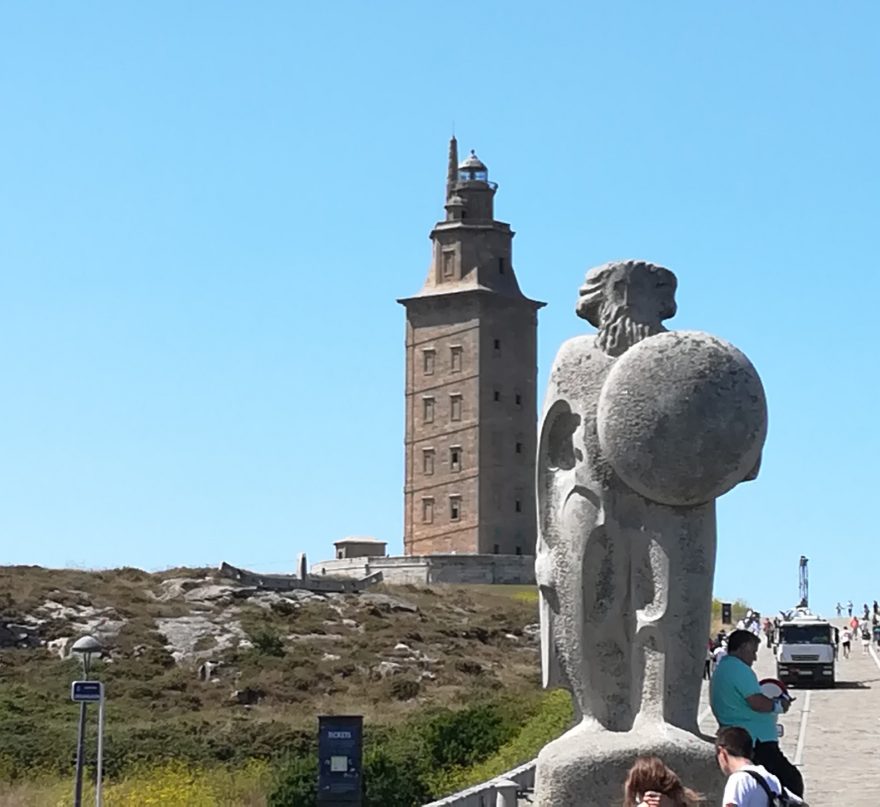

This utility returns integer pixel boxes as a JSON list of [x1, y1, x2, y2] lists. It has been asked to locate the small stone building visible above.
[[333, 536, 387, 560]]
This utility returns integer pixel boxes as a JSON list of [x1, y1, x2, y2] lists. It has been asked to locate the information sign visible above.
[[721, 602, 732, 625], [71, 681, 104, 703], [317, 715, 363, 805]]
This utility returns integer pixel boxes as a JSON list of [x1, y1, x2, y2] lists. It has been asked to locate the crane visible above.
[[798, 555, 809, 609]]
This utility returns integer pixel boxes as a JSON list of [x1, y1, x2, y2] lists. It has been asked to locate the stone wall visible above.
[[310, 554, 535, 586]]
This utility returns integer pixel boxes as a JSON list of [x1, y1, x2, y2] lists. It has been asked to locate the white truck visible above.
[[775, 608, 837, 687]]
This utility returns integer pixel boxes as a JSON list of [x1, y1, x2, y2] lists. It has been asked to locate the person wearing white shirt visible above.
[[715, 726, 805, 806], [841, 626, 852, 658], [711, 641, 728, 675]]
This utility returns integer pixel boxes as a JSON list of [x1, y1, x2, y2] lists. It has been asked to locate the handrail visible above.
[[421, 758, 536, 806]]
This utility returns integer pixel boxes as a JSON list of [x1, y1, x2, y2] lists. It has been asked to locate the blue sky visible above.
[[1, 3, 877, 617]]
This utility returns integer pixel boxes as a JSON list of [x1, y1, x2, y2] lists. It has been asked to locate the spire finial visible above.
[[446, 134, 459, 201]]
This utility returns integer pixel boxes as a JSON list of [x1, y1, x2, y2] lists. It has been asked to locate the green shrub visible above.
[[418, 698, 524, 771], [428, 688, 573, 795], [251, 630, 285, 657], [387, 677, 420, 701], [363, 729, 432, 807], [267, 696, 539, 806], [269, 752, 318, 807]]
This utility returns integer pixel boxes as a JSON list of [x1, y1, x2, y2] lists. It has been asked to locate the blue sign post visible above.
[[317, 715, 363, 806], [71, 680, 106, 806]]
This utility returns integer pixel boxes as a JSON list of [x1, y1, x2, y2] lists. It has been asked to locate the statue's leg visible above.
[[580, 512, 631, 730], [660, 502, 716, 733], [630, 526, 668, 728], [634, 501, 716, 733], [549, 485, 609, 728]]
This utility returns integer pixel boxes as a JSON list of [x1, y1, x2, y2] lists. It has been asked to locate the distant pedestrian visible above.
[[841, 627, 852, 658], [873, 623, 880, 648], [847, 600, 853, 617], [864, 603, 870, 621], [762, 618, 773, 649], [836, 602, 843, 616], [704, 640, 713, 681], [712, 641, 728, 674], [622, 756, 703, 807], [862, 626, 871, 654], [874, 600, 879, 618]]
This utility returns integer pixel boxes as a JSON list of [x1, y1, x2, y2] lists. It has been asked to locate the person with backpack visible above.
[[709, 630, 804, 798], [714, 726, 806, 805]]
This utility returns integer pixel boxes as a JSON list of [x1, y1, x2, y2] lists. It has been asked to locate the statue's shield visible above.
[[597, 330, 767, 506]]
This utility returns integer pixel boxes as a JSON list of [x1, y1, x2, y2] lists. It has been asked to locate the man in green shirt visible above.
[[710, 629, 804, 797]]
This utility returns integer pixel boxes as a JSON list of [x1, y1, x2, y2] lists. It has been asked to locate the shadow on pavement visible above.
[[787, 678, 877, 690], [830, 679, 876, 689]]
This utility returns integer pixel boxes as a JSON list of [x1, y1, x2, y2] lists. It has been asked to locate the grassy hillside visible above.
[[0, 567, 745, 806], [0, 566, 551, 804]]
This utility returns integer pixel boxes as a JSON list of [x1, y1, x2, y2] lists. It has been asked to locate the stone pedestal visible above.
[[533, 720, 724, 807]]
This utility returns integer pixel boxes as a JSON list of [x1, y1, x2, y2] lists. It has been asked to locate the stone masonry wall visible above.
[[310, 554, 536, 586]]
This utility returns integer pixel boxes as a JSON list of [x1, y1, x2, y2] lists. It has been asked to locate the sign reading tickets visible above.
[[317, 715, 363, 805]]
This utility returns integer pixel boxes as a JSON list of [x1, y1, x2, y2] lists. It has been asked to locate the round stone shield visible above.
[[596, 330, 767, 506]]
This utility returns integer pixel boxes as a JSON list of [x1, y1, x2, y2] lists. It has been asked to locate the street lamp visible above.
[[70, 635, 105, 807], [71, 635, 103, 679]]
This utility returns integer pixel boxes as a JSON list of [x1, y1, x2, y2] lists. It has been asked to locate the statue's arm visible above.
[[536, 392, 581, 689]]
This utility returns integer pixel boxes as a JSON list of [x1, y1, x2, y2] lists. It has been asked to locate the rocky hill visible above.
[[0, 565, 543, 780]]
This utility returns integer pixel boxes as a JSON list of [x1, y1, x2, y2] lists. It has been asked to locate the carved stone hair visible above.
[[576, 260, 677, 327]]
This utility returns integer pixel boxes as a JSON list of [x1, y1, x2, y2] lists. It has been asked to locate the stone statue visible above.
[[534, 260, 767, 806]]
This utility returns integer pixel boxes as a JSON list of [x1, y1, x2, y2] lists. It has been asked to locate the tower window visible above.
[[449, 495, 461, 521], [515, 498, 522, 513], [450, 394, 462, 422], [423, 397, 435, 423], [423, 349, 435, 375], [493, 338, 501, 352], [515, 393, 522, 407], [423, 448, 435, 475], [493, 390, 501, 402], [450, 345, 463, 373], [498, 258, 505, 275], [493, 543, 500, 555], [450, 446, 462, 471], [442, 250, 455, 279], [515, 441, 523, 454], [515, 546, 522, 556], [422, 497, 434, 524]]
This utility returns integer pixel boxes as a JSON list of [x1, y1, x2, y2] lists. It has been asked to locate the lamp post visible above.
[[71, 635, 103, 807]]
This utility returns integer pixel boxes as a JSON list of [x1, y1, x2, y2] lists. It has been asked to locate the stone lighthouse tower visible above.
[[398, 138, 544, 557]]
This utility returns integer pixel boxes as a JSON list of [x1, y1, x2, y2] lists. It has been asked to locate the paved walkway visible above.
[[698, 627, 880, 805]]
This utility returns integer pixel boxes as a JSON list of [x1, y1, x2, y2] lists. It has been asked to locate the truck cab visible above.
[[775, 608, 836, 687]]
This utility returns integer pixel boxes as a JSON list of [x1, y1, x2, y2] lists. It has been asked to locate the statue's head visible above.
[[576, 260, 677, 356]]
